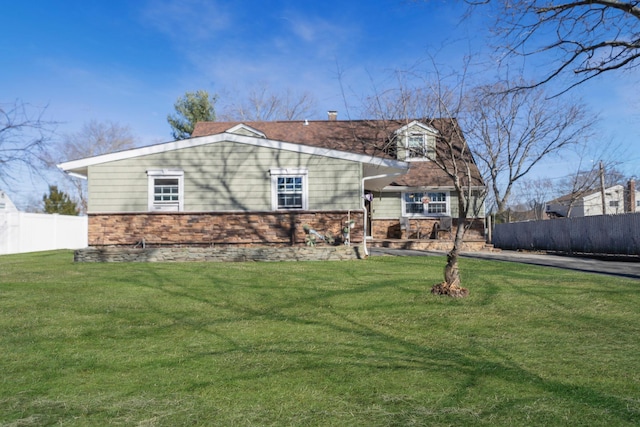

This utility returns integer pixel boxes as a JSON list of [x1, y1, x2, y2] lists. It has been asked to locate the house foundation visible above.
[[371, 217, 485, 240], [87, 211, 363, 247], [74, 245, 363, 262]]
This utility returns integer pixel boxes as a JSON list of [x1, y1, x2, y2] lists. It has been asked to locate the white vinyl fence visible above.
[[0, 212, 88, 255], [492, 213, 640, 256]]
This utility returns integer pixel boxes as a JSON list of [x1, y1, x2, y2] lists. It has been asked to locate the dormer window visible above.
[[406, 133, 435, 160], [394, 121, 438, 161]]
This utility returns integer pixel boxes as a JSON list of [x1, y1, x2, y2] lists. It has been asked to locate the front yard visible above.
[[1, 250, 638, 426]]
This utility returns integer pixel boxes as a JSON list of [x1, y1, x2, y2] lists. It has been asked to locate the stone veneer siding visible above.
[[75, 245, 363, 263], [371, 218, 485, 239], [88, 211, 363, 247]]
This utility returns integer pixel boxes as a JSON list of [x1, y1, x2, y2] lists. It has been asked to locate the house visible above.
[[58, 115, 485, 250], [0, 190, 18, 213], [546, 181, 639, 218]]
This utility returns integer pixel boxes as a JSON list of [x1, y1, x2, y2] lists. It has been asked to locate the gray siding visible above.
[[88, 168, 148, 212], [88, 141, 362, 213], [450, 193, 486, 218], [371, 192, 401, 219], [370, 190, 485, 219]]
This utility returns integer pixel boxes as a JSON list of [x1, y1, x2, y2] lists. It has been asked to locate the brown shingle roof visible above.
[[193, 119, 398, 158], [192, 119, 484, 187]]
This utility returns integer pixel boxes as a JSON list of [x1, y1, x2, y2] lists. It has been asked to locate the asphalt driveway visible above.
[[369, 247, 640, 280]]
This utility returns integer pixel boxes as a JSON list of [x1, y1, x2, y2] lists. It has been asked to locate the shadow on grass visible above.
[[111, 262, 640, 425]]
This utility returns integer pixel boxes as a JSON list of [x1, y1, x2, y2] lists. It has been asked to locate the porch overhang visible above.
[[362, 163, 408, 191]]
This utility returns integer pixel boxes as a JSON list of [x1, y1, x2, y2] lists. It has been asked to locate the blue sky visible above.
[[1, 0, 639, 208]]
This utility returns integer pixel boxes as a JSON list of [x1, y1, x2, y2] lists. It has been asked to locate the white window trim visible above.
[[270, 168, 309, 211], [147, 169, 184, 212], [401, 191, 450, 217], [403, 132, 436, 162]]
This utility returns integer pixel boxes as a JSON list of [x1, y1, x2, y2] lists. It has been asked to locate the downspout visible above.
[[361, 173, 403, 256]]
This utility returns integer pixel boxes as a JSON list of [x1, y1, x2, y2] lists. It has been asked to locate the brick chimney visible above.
[[627, 179, 636, 212], [327, 110, 337, 121]]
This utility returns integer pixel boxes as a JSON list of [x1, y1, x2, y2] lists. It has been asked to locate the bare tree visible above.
[[362, 86, 443, 121], [362, 75, 597, 220], [558, 167, 603, 217], [0, 100, 54, 185], [463, 80, 597, 217], [57, 120, 135, 160], [218, 82, 317, 121], [555, 161, 626, 217], [475, 0, 640, 93], [51, 120, 136, 213], [514, 177, 557, 220], [360, 64, 486, 297], [534, 134, 625, 217], [429, 114, 486, 298]]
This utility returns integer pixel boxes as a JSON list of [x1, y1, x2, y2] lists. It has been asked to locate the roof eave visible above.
[[57, 132, 409, 175]]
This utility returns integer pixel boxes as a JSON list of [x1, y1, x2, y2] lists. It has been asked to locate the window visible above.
[[609, 200, 619, 207], [147, 170, 184, 211], [406, 133, 435, 160], [270, 168, 308, 210], [407, 134, 426, 158], [403, 191, 449, 216], [426, 192, 448, 214], [277, 176, 303, 208], [404, 192, 425, 214]]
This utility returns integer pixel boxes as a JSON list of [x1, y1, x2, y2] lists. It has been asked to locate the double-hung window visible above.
[[407, 134, 427, 158], [404, 192, 425, 214], [426, 192, 448, 214], [406, 133, 435, 160], [147, 170, 184, 211], [270, 168, 308, 210], [403, 191, 449, 216]]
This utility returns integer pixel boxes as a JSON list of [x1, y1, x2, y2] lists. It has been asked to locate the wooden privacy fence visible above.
[[492, 213, 640, 256]]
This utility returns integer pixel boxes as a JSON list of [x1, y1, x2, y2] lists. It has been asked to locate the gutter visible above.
[[65, 171, 88, 180], [361, 173, 403, 256]]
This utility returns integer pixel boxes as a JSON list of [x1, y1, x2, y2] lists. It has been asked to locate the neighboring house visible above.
[[58, 116, 485, 248], [546, 181, 640, 218], [500, 205, 547, 223], [0, 190, 18, 213]]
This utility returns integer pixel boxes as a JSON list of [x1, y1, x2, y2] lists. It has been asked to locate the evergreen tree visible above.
[[167, 90, 217, 140], [43, 185, 79, 215]]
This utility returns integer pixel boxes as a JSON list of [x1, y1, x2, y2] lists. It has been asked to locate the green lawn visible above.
[[0, 250, 638, 426]]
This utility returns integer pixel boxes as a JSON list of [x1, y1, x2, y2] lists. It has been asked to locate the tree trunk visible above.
[[431, 218, 469, 298]]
